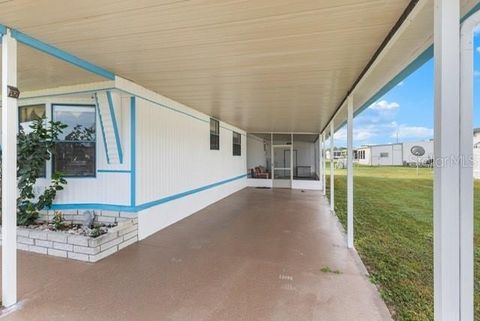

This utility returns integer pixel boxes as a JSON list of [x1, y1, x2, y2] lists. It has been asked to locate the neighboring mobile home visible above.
[[473, 128, 480, 179], [355, 140, 434, 166]]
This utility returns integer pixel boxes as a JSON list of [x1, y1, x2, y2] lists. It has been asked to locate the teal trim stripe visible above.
[[135, 174, 247, 211], [51, 203, 135, 212], [130, 96, 136, 207], [461, 2, 480, 23], [106, 91, 124, 163], [357, 45, 433, 117], [0, 24, 6, 36], [335, 46, 434, 130], [329, 3, 480, 133], [11, 29, 115, 80], [95, 93, 111, 164], [97, 169, 131, 173], [50, 173, 247, 212]]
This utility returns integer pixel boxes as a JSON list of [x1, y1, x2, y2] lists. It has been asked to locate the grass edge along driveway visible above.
[[325, 165, 479, 321]]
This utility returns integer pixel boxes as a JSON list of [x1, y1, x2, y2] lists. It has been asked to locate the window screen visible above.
[[233, 132, 241, 156], [19, 104, 47, 177], [210, 118, 220, 150], [52, 104, 96, 177]]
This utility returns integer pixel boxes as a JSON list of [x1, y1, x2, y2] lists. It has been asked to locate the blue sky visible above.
[[333, 33, 480, 147]]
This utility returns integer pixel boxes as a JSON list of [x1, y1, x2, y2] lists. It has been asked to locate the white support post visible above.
[[330, 122, 334, 212], [459, 10, 476, 321], [322, 133, 326, 195], [2, 29, 18, 307], [290, 133, 293, 182], [434, 1, 464, 320], [347, 96, 354, 249], [318, 134, 323, 187]]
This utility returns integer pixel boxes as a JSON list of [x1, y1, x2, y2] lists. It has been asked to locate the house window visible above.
[[358, 150, 365, 160], [19, 104, 47, 177], [19, 104, 46, 132], [52, 104, 96, 177], [355, 150, 364, 160], [380, 152, 389, 158], [210, 118, 220, 150], [233, 131, 241, 156]]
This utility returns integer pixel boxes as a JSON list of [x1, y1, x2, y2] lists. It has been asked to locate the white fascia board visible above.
[[19, 80, 115, 100]]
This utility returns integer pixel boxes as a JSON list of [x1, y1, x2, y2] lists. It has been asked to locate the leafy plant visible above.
[[51, 211, 66, 230], [16, 119, 68, 226], [89, 224, 105, 238], [66, 124, 95, 141]]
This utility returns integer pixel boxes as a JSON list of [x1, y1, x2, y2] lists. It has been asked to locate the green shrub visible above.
[[51, 211, 66, 230], [15, 119, 68, 225]]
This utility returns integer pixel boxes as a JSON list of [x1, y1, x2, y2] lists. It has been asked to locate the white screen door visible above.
[[272, 145, 292, 188]]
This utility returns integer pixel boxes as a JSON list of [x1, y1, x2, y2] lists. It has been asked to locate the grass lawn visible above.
[[325, 164, 479, 321]]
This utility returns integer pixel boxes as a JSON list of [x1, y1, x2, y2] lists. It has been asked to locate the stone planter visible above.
[[0, 211, 138, 263]]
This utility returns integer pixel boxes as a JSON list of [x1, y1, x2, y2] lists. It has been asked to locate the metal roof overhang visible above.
[[0, 0, 479, 133]]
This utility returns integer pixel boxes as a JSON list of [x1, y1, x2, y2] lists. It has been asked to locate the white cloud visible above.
[[397, 81, 404, 87], [333, 120, 398, 143], [476, 46, 480, 54], [331, 102, 431, 146], [394, 125, 433, 139], [474, 25, 480, 34], [334, 126, 377, 142], [369, 100, 400, 111]]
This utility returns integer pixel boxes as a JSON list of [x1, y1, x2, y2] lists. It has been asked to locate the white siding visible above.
[[292, 180, 322, 190], [371, 144, 403, 166], [357, 141, 433, 167], [246, 178, 272, 188], [135, 96, 246, 239], [17, 79, 248, 240], [474, 149, 480, 179], [473, 132, 480, 179], [19, 93, 132, 206], [393, 144, 403, 165], [292, 141, 316, 177], [356, 147, 371, 165], [247, 135, 267, 170]]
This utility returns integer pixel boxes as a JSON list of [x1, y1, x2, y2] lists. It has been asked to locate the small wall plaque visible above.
[[7, 85, 20, 99]]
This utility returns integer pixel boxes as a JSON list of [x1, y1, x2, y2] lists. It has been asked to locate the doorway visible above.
[[272, 145, 292, 188]]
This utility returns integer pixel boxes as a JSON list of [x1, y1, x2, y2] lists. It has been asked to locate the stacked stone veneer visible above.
[[0, 210, 138, 263], [36, 210, 131, 226]]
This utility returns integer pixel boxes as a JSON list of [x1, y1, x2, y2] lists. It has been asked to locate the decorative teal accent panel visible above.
[[106, 91, 124, 163]]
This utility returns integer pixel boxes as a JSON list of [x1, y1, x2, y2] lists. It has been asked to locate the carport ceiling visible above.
[[0, 0, 430, 132]]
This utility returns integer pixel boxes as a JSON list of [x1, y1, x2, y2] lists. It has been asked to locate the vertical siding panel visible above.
[[135, 97, 246, 206]]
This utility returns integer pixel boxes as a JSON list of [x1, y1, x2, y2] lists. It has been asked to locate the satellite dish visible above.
[[411, 145, 425, 157]]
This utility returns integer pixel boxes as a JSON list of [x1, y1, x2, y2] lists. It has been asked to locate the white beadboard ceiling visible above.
[[0, 0, 479, 133]]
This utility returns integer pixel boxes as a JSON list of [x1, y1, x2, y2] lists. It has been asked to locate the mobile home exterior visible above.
[[355, 143, 403, 166], [355, 140, 434, 166], [17, 79, 247, 241], [473, 128, 480, 179], [0, 1, 477, 319]]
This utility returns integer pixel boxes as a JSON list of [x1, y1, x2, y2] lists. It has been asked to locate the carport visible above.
[[0, 1, 477, 320]]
